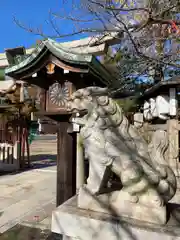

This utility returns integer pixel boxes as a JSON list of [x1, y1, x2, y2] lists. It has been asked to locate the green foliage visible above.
[[176, 38, 180, 43], [28, 123, 38, 144], [0, 68, 5, 81]]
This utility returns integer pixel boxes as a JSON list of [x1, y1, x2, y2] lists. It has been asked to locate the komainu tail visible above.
[[148, 130, 177, 202]]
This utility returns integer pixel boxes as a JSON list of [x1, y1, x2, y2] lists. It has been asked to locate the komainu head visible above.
[[67, 87, 110, 113], [67, 86, 122, 128]]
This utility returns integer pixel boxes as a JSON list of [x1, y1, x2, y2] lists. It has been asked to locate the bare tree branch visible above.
[[13, 0, 180, 91]]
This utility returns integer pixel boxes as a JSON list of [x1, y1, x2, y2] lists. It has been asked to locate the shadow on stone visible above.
[[167, 203, 180, 227]]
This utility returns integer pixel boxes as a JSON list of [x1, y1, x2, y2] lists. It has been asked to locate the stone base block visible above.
[[78, 187, 166, 225], [51, 196, 180, 240]]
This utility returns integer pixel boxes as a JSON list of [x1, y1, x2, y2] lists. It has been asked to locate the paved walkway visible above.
[[1, 135, 179, 236], [0, 136, 57, 233], [0, 167, 56, 233]]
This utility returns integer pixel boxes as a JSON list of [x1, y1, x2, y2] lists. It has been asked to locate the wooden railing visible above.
[[0, 117, 30, 171]]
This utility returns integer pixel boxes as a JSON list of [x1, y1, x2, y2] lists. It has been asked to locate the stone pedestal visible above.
[[78, 187, 166, 225], [51, 197, 180, 240]]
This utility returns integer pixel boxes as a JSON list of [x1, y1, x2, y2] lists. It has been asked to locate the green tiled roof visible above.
[[5, 38, 118, 87]]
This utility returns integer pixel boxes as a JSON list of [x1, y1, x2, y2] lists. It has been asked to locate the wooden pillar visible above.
[[26, 128, 30, 167], [16, 121, 22, 169], [56, 117, 76, 207]]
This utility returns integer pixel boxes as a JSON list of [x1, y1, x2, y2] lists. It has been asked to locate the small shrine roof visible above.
[[5, 39, 118, 86], [140, 76, 180, 99]]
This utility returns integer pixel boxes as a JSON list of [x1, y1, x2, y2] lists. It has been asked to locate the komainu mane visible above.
[[68, 87, 176, 222]]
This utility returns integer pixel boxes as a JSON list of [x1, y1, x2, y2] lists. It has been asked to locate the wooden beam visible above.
[[50, 55, 89, 73]]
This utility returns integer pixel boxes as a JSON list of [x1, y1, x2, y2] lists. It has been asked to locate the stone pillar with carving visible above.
[[167, 119, 179, 177], [76, 133, 85, 193], [71, 114, 85, 193]]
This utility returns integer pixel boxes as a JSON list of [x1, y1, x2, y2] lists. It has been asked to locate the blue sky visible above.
[[0, 0, 87, 52]]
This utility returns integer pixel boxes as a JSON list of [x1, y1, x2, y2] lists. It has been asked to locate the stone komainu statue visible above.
[[68, 87, 176, 208]]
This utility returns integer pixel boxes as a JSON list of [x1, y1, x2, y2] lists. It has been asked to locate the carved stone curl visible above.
[[67, 87, 177, 224]]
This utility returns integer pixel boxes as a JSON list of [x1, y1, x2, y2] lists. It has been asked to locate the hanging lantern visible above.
[[46, 63, 55, 75]]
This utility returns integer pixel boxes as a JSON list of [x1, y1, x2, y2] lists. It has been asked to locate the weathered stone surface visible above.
[[0, 165, 56, 233], [52, 197, 180, 240], [133, 112, 144, 128], [21, 202, 56, 228], [67, 87, 177, 224], [78, 187, 166, 225]]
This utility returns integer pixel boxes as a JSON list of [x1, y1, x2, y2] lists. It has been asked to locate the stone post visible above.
[[169, 88, 177, 116], [76, 133, 85, 193], [167, 87, 179, 177], [20, 81, 24, 102], [167, 119, 179, 177], [71, 113, 85, 193], [133, 112, 143, 128]]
